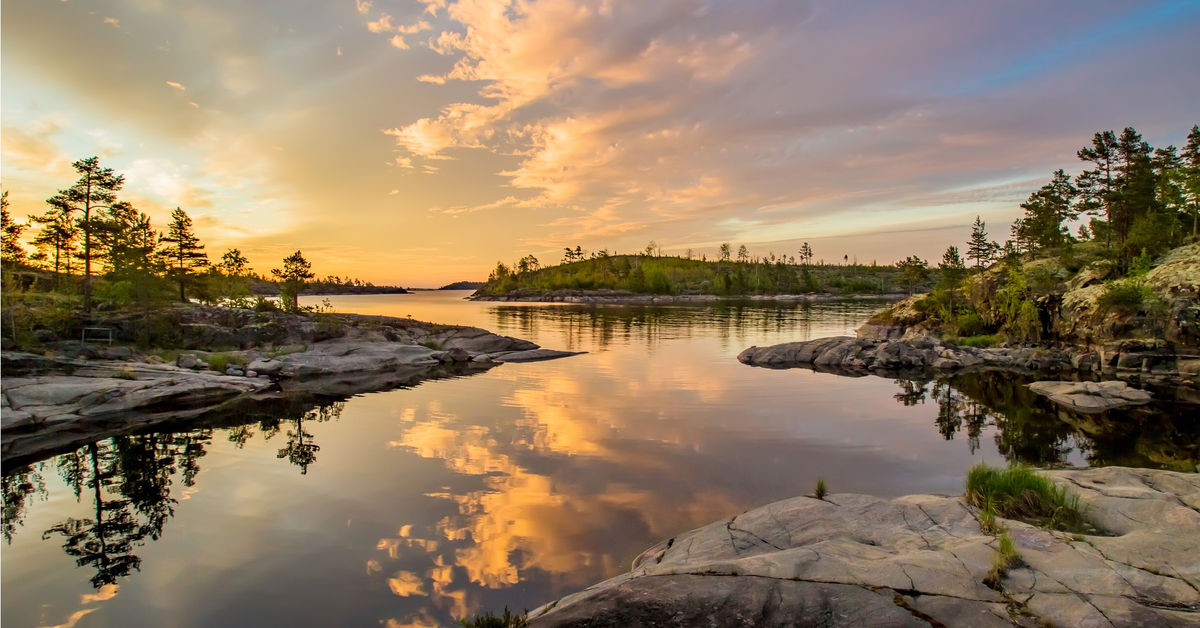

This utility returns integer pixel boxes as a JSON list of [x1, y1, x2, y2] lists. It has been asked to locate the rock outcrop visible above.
[[738, 335, 1197, 385], [1, 356, 273, 463], [529, 467, 1200, 627], [1028, 380, 1154, 413], [1, 314, 580, 465]]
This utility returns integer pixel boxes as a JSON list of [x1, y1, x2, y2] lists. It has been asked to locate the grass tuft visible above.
[[459, 607, 527, 628], [115, 368, 139, 380], [421, 338, 442, 350], [966, 463, 1090, 533], [983, 529, 1024, 589], [206, 352, 249, 373], [815, 477, 827, 500]]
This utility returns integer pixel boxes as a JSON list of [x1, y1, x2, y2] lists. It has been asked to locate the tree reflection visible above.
[[43, 442, 147, 587], [272, 401, 344, 474], [7, 397, 348, 589], [2, 464, 46, 543], [901, 370, 1197, 469]]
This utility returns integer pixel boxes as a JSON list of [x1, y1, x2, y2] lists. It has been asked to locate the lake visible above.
[[2, 291, 1194, 627]]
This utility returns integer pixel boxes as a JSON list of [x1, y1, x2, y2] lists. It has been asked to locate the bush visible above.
[[953, 311, 987, 337], [965, 464, 1090, 533], [1097, 280, 1148, 316], [253, 296, 280, 312]]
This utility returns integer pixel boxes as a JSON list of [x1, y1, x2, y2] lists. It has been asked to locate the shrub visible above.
[[953, 311, 987, 337], [815, 477, 827, 500], [965, 463, 1090, 533], [1097, 280, 1147, 316], [421, 339, 442, 350], [253, 296, 280, 312], [115, 368, 139, 380]]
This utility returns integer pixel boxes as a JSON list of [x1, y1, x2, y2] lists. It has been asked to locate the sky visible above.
[[2, 0, 1198, 287]]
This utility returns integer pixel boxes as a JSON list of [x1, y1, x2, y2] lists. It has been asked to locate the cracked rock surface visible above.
[[529, 467, 1200, 627]]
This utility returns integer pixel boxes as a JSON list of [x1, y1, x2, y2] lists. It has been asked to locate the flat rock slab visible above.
[[1029, 380, 1153, 413], [530, 467, 1200, 627]]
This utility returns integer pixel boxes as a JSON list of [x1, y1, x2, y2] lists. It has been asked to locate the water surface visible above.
[[2, 291, 1194, 627]]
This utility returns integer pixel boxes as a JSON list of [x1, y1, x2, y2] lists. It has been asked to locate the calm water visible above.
[[2, 291, 1195, 627]]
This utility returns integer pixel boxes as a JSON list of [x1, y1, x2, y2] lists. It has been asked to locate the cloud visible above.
[[355, 0, 372, 15], [165, 80, 185, 90], [367, 14, 392, 33], [103, 16, 120, 28], [397, 20, 431, 34], [389, 34, 409, 49]]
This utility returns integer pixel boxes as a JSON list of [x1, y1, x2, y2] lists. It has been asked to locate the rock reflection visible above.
[[897, 372, 1198, 470]]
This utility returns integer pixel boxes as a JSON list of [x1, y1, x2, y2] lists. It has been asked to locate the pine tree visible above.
[[1183, 124, 1200, 238], [31, 195, 79, 279], [1076, 130, 1118, 250], [1, 190, 27, 265], [61, 157, 125, 311], [271, 250, 314, 312], [966, 216, 996, 272], [158, 207, 208, 302], [1015, 169, 1077, 251], [896, 255, 929, 295]]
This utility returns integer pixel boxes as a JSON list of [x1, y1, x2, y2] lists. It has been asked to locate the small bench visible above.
[[81, 327, 114, 345]]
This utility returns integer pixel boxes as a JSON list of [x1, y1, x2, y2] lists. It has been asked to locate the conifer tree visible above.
[[61, 157, 125, 311], [1076, 130, 1118, 249], [1183, 125, 1200, 238], [1, 191, 27, 265], [31, 196, 79, 278], [1015, 169, 1077, 251], [271, 250, 314, 312], [966, 216, 996, 272], [158, 208, 208, 302]]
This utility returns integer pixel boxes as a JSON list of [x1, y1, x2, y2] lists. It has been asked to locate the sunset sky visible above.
[[3, 0, 1198, 286]]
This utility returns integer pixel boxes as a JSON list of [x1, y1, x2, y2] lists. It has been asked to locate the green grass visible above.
[[459, 607, 527, 628], [966, 463, 1090, 533], [420, 339, 442, 350], [983, 529, 1024, 589], [945, 333, 1004, 348], [206, 352, 249, 372], [815, 477, 827, 500]]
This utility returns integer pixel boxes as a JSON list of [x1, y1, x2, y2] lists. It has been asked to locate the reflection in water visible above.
[[488, 301, 884, 352], [908, 371, 1198, 470], [2, 296, 1195, 628], [3, 400, 347, 595]]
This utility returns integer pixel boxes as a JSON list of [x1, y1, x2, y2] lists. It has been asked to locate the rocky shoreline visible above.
[[1, 306, 579, 465], [528, 466, 1200, 627], [738, 335, 1200, 390], [470, 290, 907, 304]]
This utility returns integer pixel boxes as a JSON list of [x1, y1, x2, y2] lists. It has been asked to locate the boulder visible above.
[[1028, 380, 1153, 413], [246, 358, 283, 376], [529, 467, 1200, 627], [176, 354, 201, 370]]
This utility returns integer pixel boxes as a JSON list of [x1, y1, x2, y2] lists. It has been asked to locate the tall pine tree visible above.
[[61, 157, 125, 312], [158, 208, 208, 302]]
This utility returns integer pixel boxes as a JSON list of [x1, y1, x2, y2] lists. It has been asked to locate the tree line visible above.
[[0, 157, 392, 314]]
